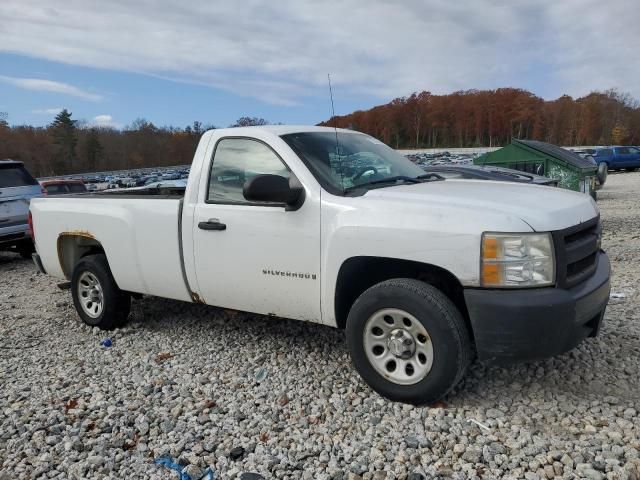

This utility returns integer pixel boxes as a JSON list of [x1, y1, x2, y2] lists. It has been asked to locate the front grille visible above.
[[552, 217, 600, 288]]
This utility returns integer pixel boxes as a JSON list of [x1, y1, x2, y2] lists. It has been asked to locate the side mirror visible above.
[[243, 174, 305, 210]]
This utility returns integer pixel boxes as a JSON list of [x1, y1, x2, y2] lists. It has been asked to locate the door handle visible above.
[[198, 219, 226, 231]]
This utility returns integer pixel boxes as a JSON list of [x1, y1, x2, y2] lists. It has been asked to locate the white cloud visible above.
[[32, 107, 63, 114], [0, 0, 638, 104], [0, 75, 102, 101], [88, 114, 120, 129]]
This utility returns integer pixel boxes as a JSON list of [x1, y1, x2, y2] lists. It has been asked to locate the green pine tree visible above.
[[50, 109, 77, 174]]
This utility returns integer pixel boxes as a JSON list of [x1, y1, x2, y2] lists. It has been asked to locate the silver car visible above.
[[0, 159, 43, 257]]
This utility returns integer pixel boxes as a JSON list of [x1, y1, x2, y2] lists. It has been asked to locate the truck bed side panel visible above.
[[31, 197, 191, 302]]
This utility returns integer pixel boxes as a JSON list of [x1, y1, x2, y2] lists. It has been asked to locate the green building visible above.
[[474, 139, 597, 197]]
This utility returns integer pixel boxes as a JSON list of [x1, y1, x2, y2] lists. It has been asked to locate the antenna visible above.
[[328, 74, 344, 188]]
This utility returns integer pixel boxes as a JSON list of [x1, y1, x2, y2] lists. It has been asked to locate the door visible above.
[[626, 147, 640, 168], [615, 147, 632, 168], [192, 137, 321, 322]]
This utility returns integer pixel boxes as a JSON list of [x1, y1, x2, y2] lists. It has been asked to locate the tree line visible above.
[[2, 88, 639, 177], [320, 88, 640, 149], [0, 112, 269, 177]]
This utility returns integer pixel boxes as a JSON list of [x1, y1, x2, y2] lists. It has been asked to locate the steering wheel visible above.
[[352, 166, 379, 181]]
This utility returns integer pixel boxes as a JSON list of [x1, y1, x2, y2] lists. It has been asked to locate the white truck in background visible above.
[[30, 126, 610, 404]]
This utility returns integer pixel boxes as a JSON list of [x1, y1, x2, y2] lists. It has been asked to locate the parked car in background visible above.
[[31, 126, 610, 404], [592, 146, 640, 172], [41, 179, 88, 195], [421, 165, 559, 186], [0, 159, 43, 257], [571, 148, 597, 158]]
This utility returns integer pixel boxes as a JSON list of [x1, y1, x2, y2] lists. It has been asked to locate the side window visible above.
[[208, 138, 290, 204], [629, 147, 640, 154], [617, 147, 630, 155], [599, 149, 612, 156]]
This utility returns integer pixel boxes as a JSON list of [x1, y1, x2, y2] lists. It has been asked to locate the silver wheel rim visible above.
[[363, 308, 434, 385], [77, 271, 104, 318]]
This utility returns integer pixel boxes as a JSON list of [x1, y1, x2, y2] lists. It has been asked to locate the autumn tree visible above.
[[611, 124, 629, 144], [321, 88, 640, 149], [84, 129, 104, 171]]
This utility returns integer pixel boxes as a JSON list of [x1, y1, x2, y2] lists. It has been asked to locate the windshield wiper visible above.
[[416, 173, 445, 180], [344, 175, 422, 192], [345, 173, 443, 192]]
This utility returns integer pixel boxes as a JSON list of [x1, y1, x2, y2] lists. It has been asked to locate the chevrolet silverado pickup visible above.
[[30, 126, 611, 404]]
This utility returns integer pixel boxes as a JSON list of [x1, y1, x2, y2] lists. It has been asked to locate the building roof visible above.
[[514, 139, 596, 169]]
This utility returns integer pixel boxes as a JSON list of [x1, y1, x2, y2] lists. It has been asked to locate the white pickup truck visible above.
[[30, 126, 610, 404]]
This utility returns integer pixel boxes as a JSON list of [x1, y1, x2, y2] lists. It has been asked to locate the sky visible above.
[[0, 0, 638, 129]]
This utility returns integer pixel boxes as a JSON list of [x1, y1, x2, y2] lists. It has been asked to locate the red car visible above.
[[40, 179, 87, 195]]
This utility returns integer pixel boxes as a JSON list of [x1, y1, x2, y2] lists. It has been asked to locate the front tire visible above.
[[346, 279, 472, 404], [71, 254, 131, 329]]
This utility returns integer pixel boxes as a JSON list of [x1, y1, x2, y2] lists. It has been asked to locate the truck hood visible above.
[[363, 179, 598, 232]]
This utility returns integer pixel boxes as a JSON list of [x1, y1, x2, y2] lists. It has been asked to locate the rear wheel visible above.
[[71, 254, 131, 329], [346, 278, 472, 404]]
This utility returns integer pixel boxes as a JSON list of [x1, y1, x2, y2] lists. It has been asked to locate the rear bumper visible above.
[[464, 251, 610, 363], [0, 224, 30, 246]]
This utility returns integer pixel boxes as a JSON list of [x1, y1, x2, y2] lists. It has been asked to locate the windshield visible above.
[[281, 131, 425, 195]]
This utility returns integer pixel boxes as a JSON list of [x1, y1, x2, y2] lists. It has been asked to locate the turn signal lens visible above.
[[482, 236, 498, 260]]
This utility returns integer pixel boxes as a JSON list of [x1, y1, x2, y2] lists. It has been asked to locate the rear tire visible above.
[[71, 254, 131, 329], [346, 278, 472, 405]]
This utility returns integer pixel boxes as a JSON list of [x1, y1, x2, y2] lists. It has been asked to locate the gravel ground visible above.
[[1, 173, 639, 480]]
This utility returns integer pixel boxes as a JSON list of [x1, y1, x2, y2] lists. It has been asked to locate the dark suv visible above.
[[0, 160, 43, 257]]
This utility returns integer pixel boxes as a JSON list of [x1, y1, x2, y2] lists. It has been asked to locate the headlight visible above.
[[481, 232, 555, 288]]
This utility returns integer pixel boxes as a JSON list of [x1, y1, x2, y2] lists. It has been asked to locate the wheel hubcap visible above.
[[77, 271, 104, 318], [363, 308, 434, 385], [387, 328, 416, 359]]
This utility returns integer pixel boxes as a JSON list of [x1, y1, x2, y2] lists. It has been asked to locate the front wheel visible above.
[[71, 254, 131, 329], [346, 279, 472, 404]]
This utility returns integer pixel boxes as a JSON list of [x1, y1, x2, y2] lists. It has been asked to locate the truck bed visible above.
[[30, 193, 191, 302]]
